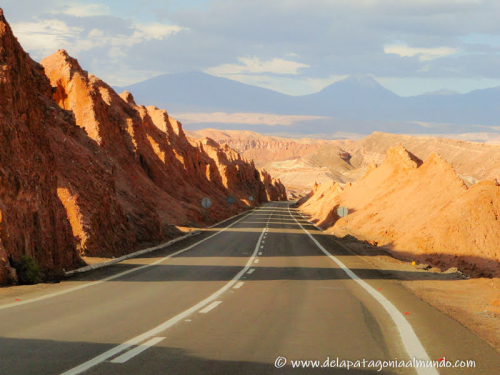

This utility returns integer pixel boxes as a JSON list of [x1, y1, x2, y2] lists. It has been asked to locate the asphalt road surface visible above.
[[0, 202, 499, 375]]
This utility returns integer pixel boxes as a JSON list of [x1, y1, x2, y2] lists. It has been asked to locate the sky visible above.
[[3, 0, 500, 96]]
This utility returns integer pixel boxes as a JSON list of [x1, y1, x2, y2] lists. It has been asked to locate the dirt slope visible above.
[[300, 146, 500, 278], [346, 131, 500, 182]]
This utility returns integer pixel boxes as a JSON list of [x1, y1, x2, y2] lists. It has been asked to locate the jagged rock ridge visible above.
[[0, 9, 286, 285]]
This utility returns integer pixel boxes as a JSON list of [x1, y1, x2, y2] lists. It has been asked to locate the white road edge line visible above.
[[110, 337, 165, 364], [287, 205, 439, 375], [198, 301, 222, 314], [0, 209, 256, 311], [233, 282, 244, 289], [59, 204, 277, 375]]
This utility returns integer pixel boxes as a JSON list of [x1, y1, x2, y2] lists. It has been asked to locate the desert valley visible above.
[[188, 128, 500, 277], [1, 2, 500, 374]]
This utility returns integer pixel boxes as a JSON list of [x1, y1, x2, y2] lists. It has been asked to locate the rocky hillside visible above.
[[299, 146, 500, 278], [193, 129, 500, 195], [0, 9, 79, 284], [188, 129, 354, 194], [0, 9, 285, 285], [345, 132, 500, 183], [187, 129, 337, 167]]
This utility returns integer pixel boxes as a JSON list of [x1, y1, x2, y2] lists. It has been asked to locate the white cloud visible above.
[[170, 112, 328, 126], [384, 44, 457, 61], [11, 19, 186, 60], [205, 57, 310, 76], [135, 24, 185, 41], [4, 0, 499, 95], [11, 20, 83, 58], [61, 3, 111, 17]]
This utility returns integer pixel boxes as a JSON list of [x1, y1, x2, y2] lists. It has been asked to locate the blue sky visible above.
[[3, 0, 500, 96]]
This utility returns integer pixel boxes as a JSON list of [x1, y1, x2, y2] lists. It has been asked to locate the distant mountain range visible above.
[[116, 72, 500, 137]]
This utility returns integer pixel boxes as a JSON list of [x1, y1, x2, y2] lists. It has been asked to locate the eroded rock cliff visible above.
[[0, 9, 286, 284], [0, 9, 81, 283]]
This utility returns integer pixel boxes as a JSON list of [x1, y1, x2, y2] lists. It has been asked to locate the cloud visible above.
[[170, 112, 328, 126], [61, 3, 111, 17], [11, 20, 83, 58], [205, 57, 309, 76], [11, 18, 185, 61], [384, 44, 458, 61], [5, 0, 500, 95]]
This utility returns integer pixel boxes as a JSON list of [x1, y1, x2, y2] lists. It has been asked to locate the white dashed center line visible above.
[[233, 281, 244, 289], [111, 337, 165, 364], [60, 204, 277, 375], [198, 301, 222, 314]]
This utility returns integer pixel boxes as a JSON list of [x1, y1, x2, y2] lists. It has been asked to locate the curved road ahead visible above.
[[0, 202, 499, 375]]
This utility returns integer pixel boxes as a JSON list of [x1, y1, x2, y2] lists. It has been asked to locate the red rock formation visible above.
[[0, 9, 286, 284], [0, 9, 81, 282], [300, 145, 500, 277], [46, 120, 134, 257], [188, 129, 335, 167], [42, 51, 181, 243], [257, 169, 287, 201], [41, 50, 285, 228]]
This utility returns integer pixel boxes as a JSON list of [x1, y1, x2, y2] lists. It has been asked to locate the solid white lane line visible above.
[[233, 282, 244, 289], [247, 269, 255, 274], [60, 204, 277, 375], [254, 259, 259, 264], [111, 337, 165, 364], [198, 301, 222, 314], [0, 209, 257, 311], [287, 205, 439, 375]]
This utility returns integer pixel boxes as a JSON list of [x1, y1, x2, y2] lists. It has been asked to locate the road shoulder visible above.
[[332, 235, 500, 355]]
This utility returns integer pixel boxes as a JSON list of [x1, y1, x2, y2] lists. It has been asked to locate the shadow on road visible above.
[[0, 336, 395, 375]]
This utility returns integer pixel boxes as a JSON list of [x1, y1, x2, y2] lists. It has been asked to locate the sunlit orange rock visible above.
[[300, 146, 500, 277], [0, 9, 81, 283], [0, 9, 286, 284]]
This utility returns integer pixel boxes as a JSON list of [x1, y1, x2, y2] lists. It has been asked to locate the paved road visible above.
[[0, 202, 499, 375]]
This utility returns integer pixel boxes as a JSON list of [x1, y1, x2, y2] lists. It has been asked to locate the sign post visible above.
[[201, 197, 212, 224], [337, 206, 348, 218]]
